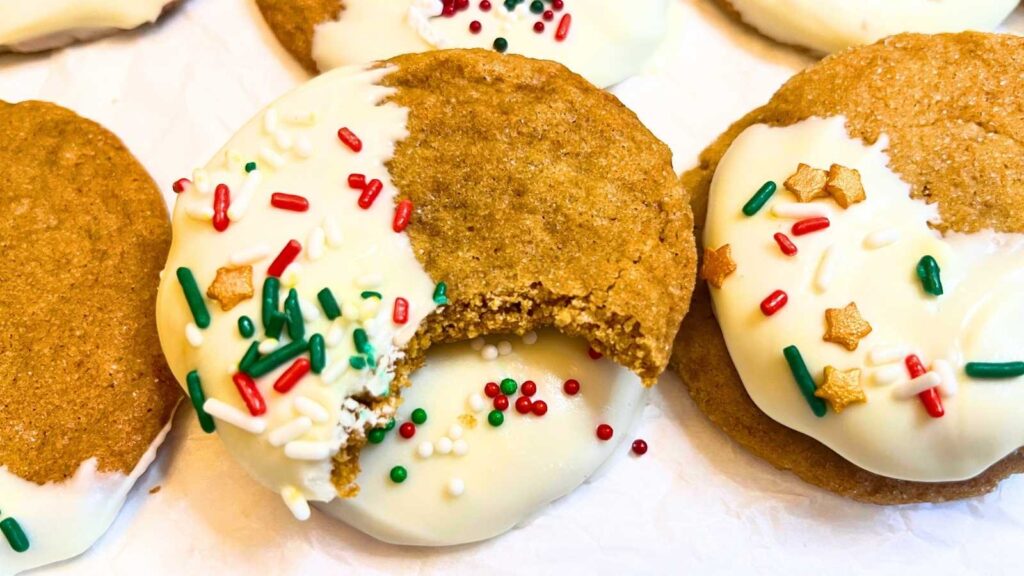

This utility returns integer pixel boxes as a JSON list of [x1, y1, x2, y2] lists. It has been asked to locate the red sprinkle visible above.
[[358, 179, 383, 209], [348, 173, 366, 189], [273, 358, 311, 394], [533, 22, 545, 33], [532, 400, 548, 416], [596, 424, 614, 441], [631, 439, 648, 456], [392, 297, 409, 325], [543, 10, 554, 21], [905, 354, 944, 418], [515, 396, 533, 414], [521, 381, 537, 397], [232, 373, 266, 416], [791, 217, 831, 236], [773, 232, 798, 256], [479, 0, 491, 10], [552, 0, 563, 8], [271, 192, 310, 212], [760, 290, 788, 316], [484, 382, 500, 398], [587, 347, 603, 360], [267, 239, 302, 278], [555, 14, 571, 41], [172, 178, 191, 194], [493, 395, 509, 411], [469, 20, 482, 33], [213, 184, 231, 232], [337, 127, 362, 152], [399, 422, 416, 439], [393, 199, 414, 232], [563, 379, 580, 396]]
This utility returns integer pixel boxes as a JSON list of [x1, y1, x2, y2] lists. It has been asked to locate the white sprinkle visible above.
[[481, 345, 499, 361], [284, 440, 334, 461], [497, 341, 513, 356], [435, 437, 453, 455], [893, 372, 942, 399], [321, 359, 349, 384], [299, 296, 321, 322], [933, 359, 959, 397], [263, 107, 280, 135], [282, 263, 302, 288], [522, 331, 538, 345], [281, 486, 311, 521], [326, 322, 345, 348], [185, 323, 203, 348], [323, 216, 343, 248], [286, 111, 317, 125], [452, 439, 468, 456], [468, 393, 486, 413], [228, 169, 262, 220], [185, 203, 214, 222], [259, 339, 280, 354], [192, 168, 212, 194], [873, 365, 905, 386], [203, 399, 266, 434], [307, 227, 326, 262], [275, 130, 294, 151], [294, 396, 330, 423], [229, 243, 271, 266], [224, 149, 242, 169], [294, 135, 314, 158], [470, 337, 486, 351], [417, 441, 434, 458], [864, 228, 901, 249], [814, 245, 838, 293], [360, 297, 381, 320], [868, 345, 909, 366], [447, 478, 465, 497], [356, 273, 384, 288], [269, 417, 313, 447], [342, 299, 360, 321], [771, 202, 831, 219], [448, 424, 464, 440], [260, 147, 286, 169]]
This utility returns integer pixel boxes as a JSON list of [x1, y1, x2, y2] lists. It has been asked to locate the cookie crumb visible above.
[[826, 164, 866, 208], [700, 245, 737, 289], [148, 485, 162, 495], [784, 163, 829, 202], [206, 265, 254, 311]]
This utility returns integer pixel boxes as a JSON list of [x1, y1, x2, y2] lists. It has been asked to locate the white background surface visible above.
[[3, 0, 1024, 574]]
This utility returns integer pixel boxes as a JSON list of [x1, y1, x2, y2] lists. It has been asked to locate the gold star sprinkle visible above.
[[206, 265, 254, 311], [815, 366, 866, 413], [701, 245, 737, 289], [784, 163, 829, 202], [825, 164, 866, 208], [823, 302, 872, 351]]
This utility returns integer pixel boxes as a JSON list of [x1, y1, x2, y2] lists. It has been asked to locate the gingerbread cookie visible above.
[[256, 0, 670, 87], [675, 32, 1024, 504], [156, 49, 693, 519], [716, 0, 1017, 54], [0, 101, 180, 573], [0, 0, 183, 53]]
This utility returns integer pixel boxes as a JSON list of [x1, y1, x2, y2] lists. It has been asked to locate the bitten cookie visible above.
[[674, 32, 1024, 504], [0, 101, 180, 574], [715, 0, 1017, 54], [157, 49, 694, 518], [256, 0, 670, 87], [0, 0, 183, 53]]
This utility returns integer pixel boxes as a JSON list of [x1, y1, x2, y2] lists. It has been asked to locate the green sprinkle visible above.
[[530, 0, 544, 13], [284, 289, 305, 341], [488, 410, 505, 427], [266, 311, 288, 339], [965, 362, 1024, 379], [389, 466, 408, 483], [349, 355, 368, 370], [244, 161, 257, 173], [360, 291, 382, 300], [237, 315, 255, 338], [238, 341, 262, 373], [186, 371, 216, 433], [500, 378, 517, 396], [1, 518, 29, 553], [384, 418, 396, 431], [433, 282, 449, 306], [308, 334, 326, 374], [176, 267, 210, 329], [262, 277, 281, 330], [782, 345, 827, 418], [916, 256, 944, 296], [411, 408, 427, 425], [247, 339, 308, 377], [317, 288, 342, 320], [368, 428, 386, 444], [742, 181, 777, 216], [493, 37, 509, 53], [353, 328, 372, 355]]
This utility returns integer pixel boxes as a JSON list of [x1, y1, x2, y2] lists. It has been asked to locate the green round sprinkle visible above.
[[965, 361, 1024, 379], [433, 282, 449, 305], [782, 345, 827, 418], [411, 408, 427, 425], [244, 161, 257, 173], [368, 428, 386, 444], [493, 37, 509, 53], [389, 466, 408, 483], [1, 518, 29, 553], [360, 290, 383, 300], [247, 339, 308, 377], [500, 378, 517, 395], [237, 315, 255, 339], [349, 355, 368, 370], [309, 334, 326, 374], [530, 0, 544, 13], [186, 371, 216, 433], [176, 267, 210, 329], [284, 289, 305, 341], [238, 341, 262, 373], [488, 410, 505, 427], [384, 418, 396, 431], [741, 181, 777, 216], [317, 287, 342, 320]]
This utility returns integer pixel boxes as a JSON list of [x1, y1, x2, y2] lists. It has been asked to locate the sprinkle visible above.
[[965, 362, 1024, 379], [172, 178, 191, 194], [228, 169, 262, 220], [388, 297, 409, 326], [894, 371, 943, 399], [274, 131, 293, 151], [521, 381, 537, 397], [284, 441, 333, 461], [872, 365, 905, 386], [531, 400, 548, 416], [308, 335, 326, 374], [353, 328, 372, 355], [269, 417, 313, 447], [515, 396, 532, 414], [493, 37, 509, 52], [448, 424, 464, 440], [399, 422, 416, 439], [368, 428, 386, 444], [497, 341, 512, 356], [868, 345, 909, 366], [294, 136, 314, 158], [337, 128, 363, 152], [453, 439, 468, 456], [349, 356, 367, 370], [411, 408, 428, 425], [782, 346, 827, 417], [232, 373, 267, 416], [905, 354, 944, 418], [320, 358, 348, 384], [186, 371, 216, 433], [792, 217, 830, 236], [239, 316, 257, 339], [273, 358, 311, 394], [393, 199, 414, 233], [522, 331, 538, 345], [360, 291, 382, 301], [631, 439, 648, 456], [742, 181, 777, 216], [596, 424, 614, 441], [284, 289, 305, 341], [814, 245, 838, 292], [245, 161, 258, 173], [564, 379, 580, 395], [488, 410, 504, 427], [500, 378, 518, 395], [259, 147, 286, 169], [192, 169, 212, 194], [825, 164, 866, 208], [358, 179, 383, 209], [263, 107, 279, 134], [267, 240, 302, 278], [773, 233, 798, 256], [484, 382, 500, 398], [230, 243, 271, 267], [326, 322, 344, 348], [293, 396, 329, 423], [823, 302, 872, 351], [298, 296, 320, 322], [436, 436, 453, 454], [1, 518, 29, 553], [481, 345, 499, 360], [281, 486, 311, 521], [206, 265, 254, 311], [932, 359, 959, 397], [176, 267, 210, 328], [317, 288, 342, 320], [784, 163, 828, 202], [468, 393, 486, 412], [390, 466, 408, 483], [700, 245, 736, 289], [916, 256, 944, 296], [588, 347, 603, 360], [493, 395, 509, 411], [555, 13, 571, 40], [239, 342, 262, 372], [257, 338, 279, 355], [348, 173, 366, 189], [247, 339, 308, 378], [185, 323, 204, 348], [281, 263, 303, 289], [186, 204, 215, 222], [433, 282, 449, 305], [447, 478, 465, 497], [323, 216, 343, 248], [307, 227, 326, 262], [770, 202, 832, 220], [203, 398, 267, 434], [815, 366, 866, 413], [418, 441, 434, 458], [760, 290, 788, 316], [864, 228, 900, 249], [271, 192, 310, 212]]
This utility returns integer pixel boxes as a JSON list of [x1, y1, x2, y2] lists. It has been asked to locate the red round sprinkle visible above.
[[359, 179, 383, 209], [552, 0, 564, 9], [392, 297, 409, 325], [348, 173, 366, 189], [484, 382, 500, 398], [479, 0, 491, 10], [469, 20, 482, 33], [399, 422, 416, 439], [773, 232, 798, 256], [587, 347, 603, 360], [337, 127, 363, 152], [273, 358, 311, 394], [555, 14, 571, 41], [791, 216, 830, 236], [543, 10, 554, 21], [172, 178, 191, 194], [631, 439, 648, 455], [271, 192, 310, 212], [760, 290, 788, 316], [515, 396, 533, 414], [563, 379, 580, 395], [596, 424, 614, 441], [267, 239, 302, 278], [493, 395, 509, 411], [393, 199, 414, 232], [533, 22, 545, 33], [456, 0, 469, 9], [232, 373, 266, 416], [213, 183, 230, 232], [521, 381, 537, 397], [531, 400, 548, 416]]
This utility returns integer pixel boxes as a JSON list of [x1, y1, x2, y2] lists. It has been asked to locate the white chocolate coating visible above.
[[725, 0, 1018, 54], [311, 0, 669, 88], [0, 0, 175, 52], [0, 421, 173, 576], [705, 117, 1024, 482], [319, 330, 646, 546]]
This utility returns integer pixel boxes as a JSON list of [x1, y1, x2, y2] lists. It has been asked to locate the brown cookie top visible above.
[[674, 32, 1024, 504], [0, 100, 180, 484], [256, 0, 341, 73]]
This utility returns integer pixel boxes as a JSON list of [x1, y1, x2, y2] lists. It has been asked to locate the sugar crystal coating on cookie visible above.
[[0, 0, 182, 53]]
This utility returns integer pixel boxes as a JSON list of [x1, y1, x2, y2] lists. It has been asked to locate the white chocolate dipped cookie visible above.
[[717, 0, 1018, 54], [256, 0, 670, 87], [0, 0, 183, 53]]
